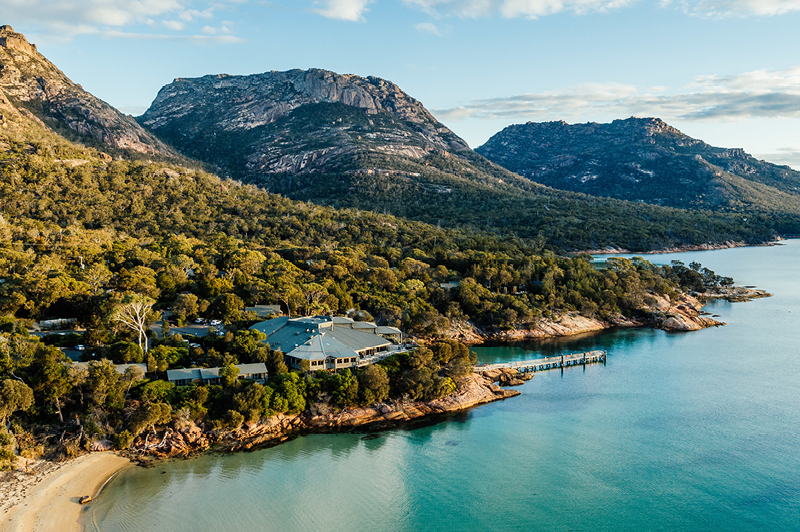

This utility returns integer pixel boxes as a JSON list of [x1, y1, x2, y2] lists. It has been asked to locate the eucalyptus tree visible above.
[[112, 294, 157, 353]]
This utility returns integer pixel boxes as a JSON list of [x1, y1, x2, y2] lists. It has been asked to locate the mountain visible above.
[[140, 70, 799, 251], [476, 118, 800, 213], [0, 25, 175, 157], [140, 68, 470, 175]]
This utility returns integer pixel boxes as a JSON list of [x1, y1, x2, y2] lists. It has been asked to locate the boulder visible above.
[[90, 439, 113, 451]]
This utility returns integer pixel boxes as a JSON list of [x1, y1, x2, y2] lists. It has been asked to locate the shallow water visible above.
[[89, 241, 800, 532]]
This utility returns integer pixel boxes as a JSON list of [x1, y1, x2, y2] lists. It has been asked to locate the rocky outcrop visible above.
[[0, 86, 20, 127], [0, 26, 176, 156], [643, 292, 726, 331], [694, 286, 772, 303], [142, 69, 466, 149], [139, 68, 474, 180], [133, 372, 518, 458], [445, 289, 731, 344]]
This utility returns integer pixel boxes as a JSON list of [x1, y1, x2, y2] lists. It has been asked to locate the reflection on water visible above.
[[90, 241, 800, 532]]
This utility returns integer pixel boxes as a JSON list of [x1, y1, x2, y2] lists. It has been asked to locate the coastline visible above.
[[576, 238, 784, 256], [133, 372, 520, 459], [0, 375, 515, 528], [0, 284, 770, 517], [447, 289, 740, 345], [0, 452, 131, 532]]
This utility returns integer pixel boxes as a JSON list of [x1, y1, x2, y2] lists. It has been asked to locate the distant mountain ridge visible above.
[[0, 25, 176, 157], [476, 118, 800, 211]]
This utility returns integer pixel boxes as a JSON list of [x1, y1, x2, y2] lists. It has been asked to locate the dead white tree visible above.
[[112, 295, 156, 354]]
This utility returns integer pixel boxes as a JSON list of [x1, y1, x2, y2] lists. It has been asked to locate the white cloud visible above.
[[314, 0, 373, 20], [432, 66, 800, 124], [0, 0, 239, 39], [101, 30, 243, 43], [200, 22, 233, 34], [0, 0, 185, 28], [662, 0, 800, 16], [301, 0, 800, 20], [754, 147, 800, 170], [180, 8, 215, 21], [415, 21, 443, 34], [401, 0, 636, 18], [162, 20, 186, 30]]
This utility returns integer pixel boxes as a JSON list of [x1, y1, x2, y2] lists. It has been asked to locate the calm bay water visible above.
[[88, 242, 800, 532]]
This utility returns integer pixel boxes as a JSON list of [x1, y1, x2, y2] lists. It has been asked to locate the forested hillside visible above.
[[2, 117, 717, 332]]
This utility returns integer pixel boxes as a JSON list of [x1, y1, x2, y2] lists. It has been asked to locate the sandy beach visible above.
[[0, 452, 130, 532]]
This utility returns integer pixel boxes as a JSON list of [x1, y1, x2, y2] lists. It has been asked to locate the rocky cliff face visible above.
[[140, 68, 470, 175], [476, 117, 800, 212], [0, 25, 175, 156]]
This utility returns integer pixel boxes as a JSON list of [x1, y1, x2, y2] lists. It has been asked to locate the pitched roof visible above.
[[250, 316, 391, 361], [324, 326, 387, 351], [251, 316, 291, 337], [166, 368, 202, 381], [286, 335, 357, 361], [200, 367, 220, 379], [167, 363, 267, 382], [236, 363, 268, 375]]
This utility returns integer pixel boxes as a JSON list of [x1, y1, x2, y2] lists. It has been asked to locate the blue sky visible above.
[[3, 0, 800, 168]]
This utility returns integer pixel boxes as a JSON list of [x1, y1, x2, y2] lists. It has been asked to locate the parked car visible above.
[[75, 344, 85, 351], [194, 318, 206, 324], [210, 319, 222, 326]]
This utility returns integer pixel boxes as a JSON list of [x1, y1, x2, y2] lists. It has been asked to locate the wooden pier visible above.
[[478, 350, 607, 374]]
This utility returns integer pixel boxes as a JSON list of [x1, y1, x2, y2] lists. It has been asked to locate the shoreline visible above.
[[0, 452, 131, 532], [575, 237, 793, 257], [0, 283, 770, 519], [0, 375, 514, 531], [133, 372, 520, 459], [447, 289, 746, 345]]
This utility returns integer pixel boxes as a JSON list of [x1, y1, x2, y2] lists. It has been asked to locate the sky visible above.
[[2, 0, 800, 168]]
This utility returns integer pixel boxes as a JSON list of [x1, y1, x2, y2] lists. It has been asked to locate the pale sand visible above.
[[1, 452, 130, 532]]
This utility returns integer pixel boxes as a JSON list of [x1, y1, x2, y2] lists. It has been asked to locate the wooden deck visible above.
[[478, 350, 607, 373]]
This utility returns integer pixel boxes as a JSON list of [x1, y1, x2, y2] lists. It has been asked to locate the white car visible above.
[[194, 318, 205, 324], [75, 344, 85, 351], [210, 320, 222, 326]]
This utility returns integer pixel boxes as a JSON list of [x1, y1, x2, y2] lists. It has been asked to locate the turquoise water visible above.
[[89, 242, 800, 532]]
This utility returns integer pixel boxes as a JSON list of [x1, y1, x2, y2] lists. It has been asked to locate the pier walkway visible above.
[[478, 350, 607, 374]]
